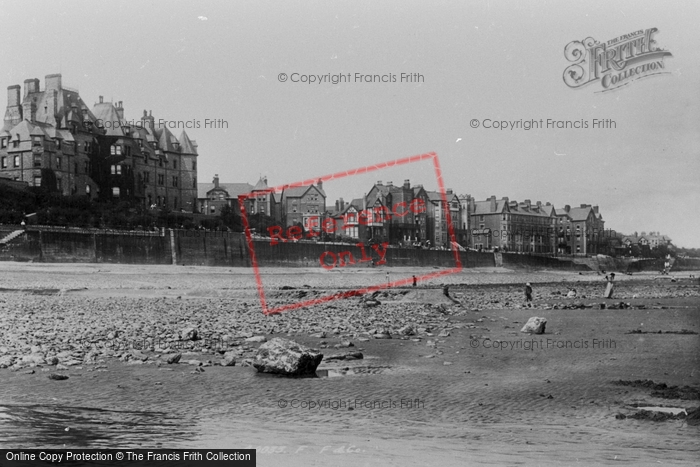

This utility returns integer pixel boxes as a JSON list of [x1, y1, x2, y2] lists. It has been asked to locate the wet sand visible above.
[[1, 262, 699, 466]]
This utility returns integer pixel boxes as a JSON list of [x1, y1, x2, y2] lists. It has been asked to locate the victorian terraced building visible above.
[[1, 73, 198, 212]]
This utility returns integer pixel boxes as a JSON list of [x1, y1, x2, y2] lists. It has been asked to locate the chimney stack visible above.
[[317, 178, 323, 190], [5, 85, 22, 126], [23, 78, 40, 97], [22, 100, 36, 122], [141, 109, 155, 130], [99, 96, 104, 104], [403, 179, 410, 189], [564, 205, 571, 212], [115, 101, 124, 121], [45, 73, 62, 91], [213, 174, 220, 188]]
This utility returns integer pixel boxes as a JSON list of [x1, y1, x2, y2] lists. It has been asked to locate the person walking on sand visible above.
[[604, 273, 615, 299], [386, 270, 389, 284], [525, 282, 533, 307]]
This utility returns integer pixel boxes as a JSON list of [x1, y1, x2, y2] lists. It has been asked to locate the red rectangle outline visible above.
[[238, 152, 462, 315]]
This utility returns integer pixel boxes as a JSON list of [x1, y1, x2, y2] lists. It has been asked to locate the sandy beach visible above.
[[1, 263, 699, 466]]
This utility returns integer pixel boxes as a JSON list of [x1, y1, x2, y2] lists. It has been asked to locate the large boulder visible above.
[[521, 317, 547, 334], [253, 338, 323, 376]]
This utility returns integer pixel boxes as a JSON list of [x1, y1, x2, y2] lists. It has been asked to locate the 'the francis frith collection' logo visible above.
[[563, 28, 672, 92]]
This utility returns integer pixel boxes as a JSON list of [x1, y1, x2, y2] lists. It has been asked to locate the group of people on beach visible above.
[[523, 272, 616, 306]]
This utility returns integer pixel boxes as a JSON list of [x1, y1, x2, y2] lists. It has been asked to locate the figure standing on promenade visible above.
[[604, 273, 615, 299], [412, 275, 417, 287], [525, 282, 533, 307]]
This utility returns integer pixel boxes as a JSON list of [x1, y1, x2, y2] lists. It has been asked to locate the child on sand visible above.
[[604, 273, 615, 299], [525, 283, 533, 306]]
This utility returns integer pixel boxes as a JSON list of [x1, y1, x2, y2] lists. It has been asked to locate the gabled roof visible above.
[[282, 184, 325, 200], [197, 182, 254, 200], [252, 177, 269, 191], [472, 198, 508, 215], [568, 206, 594, 222]]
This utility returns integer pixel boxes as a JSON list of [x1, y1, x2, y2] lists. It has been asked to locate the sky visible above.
[[1, 0, 698, 247]]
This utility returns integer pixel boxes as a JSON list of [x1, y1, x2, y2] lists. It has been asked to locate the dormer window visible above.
[[33, 136, 42, 146], [14, 134, 20, 148]]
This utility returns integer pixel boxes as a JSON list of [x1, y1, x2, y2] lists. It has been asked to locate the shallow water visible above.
[[635, 406, 688, 415], [0, 404, 194, 448]]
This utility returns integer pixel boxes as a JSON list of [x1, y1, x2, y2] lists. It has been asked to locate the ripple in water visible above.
[[0, 404, 194, 448]]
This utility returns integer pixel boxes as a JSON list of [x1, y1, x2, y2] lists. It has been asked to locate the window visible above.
[[13, 134, 20, 148], [33, 155, 42, 167], [112, 187, 120, 197], [0, 137, 6, 148], [158, 174, 164, 186], [172, 176, 178, 187], [116, 145, 122, 155], [111, 164, 122, 175], [56, 139, 61, 150], [57, 178, 62, 191], [192, 177, 196, 189], [143, 171, 150, 183], [34, 176, 41, 186], [1, 157, 6, 169], [210, 206, 216, 213], [173, 160, 177, 169], [111, 145, 116, 155], [480, 215, 485, 221], [86, 184, 91, 195], [33, 136, 42, 146], [56, 157, 62, 169], [192, 161, 196, 171]]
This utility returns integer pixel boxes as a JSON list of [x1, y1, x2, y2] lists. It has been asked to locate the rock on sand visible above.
[[253, 337, 323, 376], [521, 317, 547, 334]]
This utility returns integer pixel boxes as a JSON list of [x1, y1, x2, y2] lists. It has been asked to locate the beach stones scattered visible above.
[[165, 353, 182, 364], [325, 351, 363, 362], [245, 336, 267, 343], [521, 317, 547, 334], [253, 337, 323, 376], [48, 373, 69, 381], [222, 352, 237, 366], [0, 355, 15, 368], [373, 330, 392, 339], [179, 327, 199, 341]]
